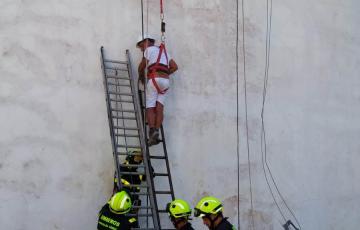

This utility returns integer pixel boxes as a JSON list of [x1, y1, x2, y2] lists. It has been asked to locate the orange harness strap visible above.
[[147, 43, 169, 94]]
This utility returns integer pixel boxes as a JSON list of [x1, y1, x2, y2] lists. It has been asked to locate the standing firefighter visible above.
[[194, 196, 235, 230], [136, 35, 178, 145], [166, 199, 195, 230], [97, 190, 138, 230]]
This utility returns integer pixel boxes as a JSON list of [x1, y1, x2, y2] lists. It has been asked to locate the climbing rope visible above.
[[260, 0, 301, 229], [235, 0, 240, 228], [238, 0, 256, 229], [160, 0, 166, 42]]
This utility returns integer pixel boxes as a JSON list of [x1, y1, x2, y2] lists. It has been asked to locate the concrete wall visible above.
[[1, 0, 359, 229]]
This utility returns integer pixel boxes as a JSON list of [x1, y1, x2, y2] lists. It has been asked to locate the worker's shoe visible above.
[[148, 128, 160, 146], [152, 128, 159, 141]]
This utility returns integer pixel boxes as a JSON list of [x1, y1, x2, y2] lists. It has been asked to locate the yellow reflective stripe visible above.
[[121, 179, 130, 185], [129, 217, 137, 223]]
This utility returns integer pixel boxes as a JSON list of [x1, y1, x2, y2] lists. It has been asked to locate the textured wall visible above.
[[1, 0, 360, 229]]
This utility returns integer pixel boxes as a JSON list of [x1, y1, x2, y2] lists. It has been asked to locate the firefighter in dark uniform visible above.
[[166, 199, 195, 230], [194, 196, 235, 230], [97, 190, 138, 230], [113, 149, 146, 213]]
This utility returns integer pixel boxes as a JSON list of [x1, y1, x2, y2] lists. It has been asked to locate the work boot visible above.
[[152, 128, 159, 141], [148, 128, 155, 139], [148, 128, 160, 146]]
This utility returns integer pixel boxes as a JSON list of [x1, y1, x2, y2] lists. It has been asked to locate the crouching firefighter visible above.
[[166, 199, 195, 230], [136, 35, 178, 145], [97, 190, 138, 230], [194, 196, 235, 230]]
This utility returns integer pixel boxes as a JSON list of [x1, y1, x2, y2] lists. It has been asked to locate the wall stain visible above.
[[243, 209, 273, 230]]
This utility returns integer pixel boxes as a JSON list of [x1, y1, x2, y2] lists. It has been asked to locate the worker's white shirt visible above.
[[144, 46, 171, 66]]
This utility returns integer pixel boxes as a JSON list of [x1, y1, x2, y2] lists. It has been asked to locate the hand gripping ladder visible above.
[[100, 47, 175, 229]]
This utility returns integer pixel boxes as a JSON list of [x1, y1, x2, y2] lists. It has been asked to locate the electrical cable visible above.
[[260, 0, 302, 228]]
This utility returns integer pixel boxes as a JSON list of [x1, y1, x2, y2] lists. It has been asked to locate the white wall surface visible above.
[[1, 0, 360, 229]]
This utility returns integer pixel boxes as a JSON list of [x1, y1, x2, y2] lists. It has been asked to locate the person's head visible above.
[[136, 35, 155, 52], [166, 199, 192, 229], [125, 148, 143, 165], [108, 190, 132, 214], [194, 196, 224, 229]]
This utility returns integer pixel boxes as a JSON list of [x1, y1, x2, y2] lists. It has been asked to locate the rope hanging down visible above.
[[160, 0, 166, 42], [261, 0, 301, 229]]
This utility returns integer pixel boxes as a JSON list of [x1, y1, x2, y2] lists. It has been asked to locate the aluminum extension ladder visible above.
[[100, 47, 175, 230]]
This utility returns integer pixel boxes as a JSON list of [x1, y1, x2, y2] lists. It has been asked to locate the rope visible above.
[[260, 0, 302, 228], [235, 0, 240, 229], [141, 0, 144, 38], [159, 0, 165, 42], [240, 0, 255, 229]]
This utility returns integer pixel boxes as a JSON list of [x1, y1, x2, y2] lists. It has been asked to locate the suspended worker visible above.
[[136, 35, 178, 145], [194, 196, 235, 230], [166, 199, 195, 230], [97, 190, 138, 230]]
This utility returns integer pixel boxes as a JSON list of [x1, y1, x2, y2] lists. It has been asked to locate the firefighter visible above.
[[113, 149, 145, 214], [194, 196, 235, 230], [97, 190, 138, 230], [166, 199, 195, 230]]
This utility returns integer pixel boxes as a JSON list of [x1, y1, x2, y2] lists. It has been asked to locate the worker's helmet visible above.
[[194, 196, 223, 218], [108, 191, 132, 214], [166, 199, 192, 219], [125, 148, 143, 164], [136, 34, 155, 47]]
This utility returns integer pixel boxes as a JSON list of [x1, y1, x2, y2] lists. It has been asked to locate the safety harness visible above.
[[146, 43, 170, 94]]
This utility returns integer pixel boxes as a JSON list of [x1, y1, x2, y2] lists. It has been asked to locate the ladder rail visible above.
[[126, 50, 161, 230], [138, 86, 176, 228], [100, 46, 124, 191], [159, 125, 175, 200]]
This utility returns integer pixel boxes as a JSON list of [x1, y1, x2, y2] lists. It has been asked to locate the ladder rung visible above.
[[119, 164, 145, 168], [119, 171, 145, 176], [153, 173, 169, 177], [111, 108, 136, 113], [131, 228, 156, 230], [131, 192, 149, 196], [114, 126, 139, 130], [112, 115, 137, 120], [105, 66, 128, 71], [117, 152, 142, 156], [124, 184, 149, 188], [132, 206, 152, 209], [107, 82, 131, 87], [155, 190, 172, 194], [108, 91, 134, 96], [110, 98, 134, 103], [149, 155, 166, 159], [104, 59, 128, 64], [157, 210, 168, 213], [126, 213, 153, 217], [106, 76, 130, 80], [132, 229, 156, 230], [115, 133, 139, 138], [117, 144, 141, 148]]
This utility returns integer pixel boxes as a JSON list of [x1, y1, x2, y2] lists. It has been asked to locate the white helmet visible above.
[[136, 34, 155, 47]]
